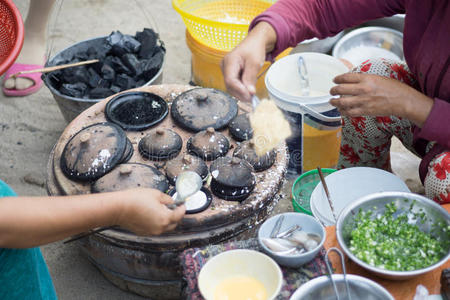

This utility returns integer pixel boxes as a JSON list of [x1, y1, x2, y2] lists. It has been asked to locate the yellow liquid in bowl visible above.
[[214, 275, 267, 300]]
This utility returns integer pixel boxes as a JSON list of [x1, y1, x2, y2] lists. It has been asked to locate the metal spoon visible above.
[[297, 55, 310, 96], [167, 171, 203, 209]]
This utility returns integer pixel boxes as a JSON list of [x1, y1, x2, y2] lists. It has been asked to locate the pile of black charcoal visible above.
[[46, 28, 165, 99]]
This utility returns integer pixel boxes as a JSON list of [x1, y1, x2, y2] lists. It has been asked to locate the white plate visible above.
[[310, 167, 410, 225]]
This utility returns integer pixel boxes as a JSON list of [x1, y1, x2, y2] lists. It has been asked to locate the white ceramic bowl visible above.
[[198, 249, 282, 300], [258, 212, 326, 268], [310, 167, 410, 226]]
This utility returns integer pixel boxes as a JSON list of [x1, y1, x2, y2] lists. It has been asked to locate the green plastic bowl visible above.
[[291, 168, 336, 215]]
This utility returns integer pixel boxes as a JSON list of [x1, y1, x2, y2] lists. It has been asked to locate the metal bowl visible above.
[[43, 36, 164, 123], [332, 26, 404, 67], [336, 192, 450, 280], [291, 31, 344, 54], [361, 14, 405, 32], [290, 274, 393, 300]]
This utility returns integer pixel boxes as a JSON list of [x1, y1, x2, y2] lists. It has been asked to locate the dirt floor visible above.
[[0, 1, 422, 299]]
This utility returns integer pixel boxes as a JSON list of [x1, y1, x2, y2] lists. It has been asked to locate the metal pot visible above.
[[43, 36, 164, 123]]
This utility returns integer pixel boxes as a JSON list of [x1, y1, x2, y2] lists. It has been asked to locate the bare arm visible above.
[[0, 188, 185, 248]]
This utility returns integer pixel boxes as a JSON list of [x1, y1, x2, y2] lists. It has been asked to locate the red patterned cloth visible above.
[[179, 238, 329, 299], [338, 59, 450, 204]]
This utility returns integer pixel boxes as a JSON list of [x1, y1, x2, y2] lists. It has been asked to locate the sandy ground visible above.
[[0, 1, 421, 299]]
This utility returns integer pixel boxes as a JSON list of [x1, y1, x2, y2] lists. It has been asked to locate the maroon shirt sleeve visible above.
[[416, 98, 450, 149], [250, 0, 405, 58]]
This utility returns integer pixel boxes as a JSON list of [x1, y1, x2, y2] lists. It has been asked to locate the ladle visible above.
[[64, 171, 202, 244]]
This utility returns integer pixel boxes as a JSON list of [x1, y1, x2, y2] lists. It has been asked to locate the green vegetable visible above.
[[349, 202, 447, 271]]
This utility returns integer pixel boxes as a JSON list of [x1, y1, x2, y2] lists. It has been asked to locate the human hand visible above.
[[329, 73, 433, 127], [221, 22, 276, 102], [116, 188, 185, 236]]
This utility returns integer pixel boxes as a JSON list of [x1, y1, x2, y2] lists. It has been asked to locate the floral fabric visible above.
[[338, 59, 450, 204]]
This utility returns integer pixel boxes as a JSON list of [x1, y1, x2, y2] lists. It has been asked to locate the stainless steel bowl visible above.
[[290, 274, 393, 300], [362, 14, 405, 32], [336, 191, 450, 280], [332, 26, 404, 67], [43, 36, 164, 123], [291, 31, 344, 54]]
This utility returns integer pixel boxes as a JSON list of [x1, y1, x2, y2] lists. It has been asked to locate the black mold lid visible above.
[[138, 128, 182, 160], [228, 113, 253, 142], [120, 137, 134, 163], [105, 91, 168, 131], [233, 140, 276, 172], [171, 88, 238, 132], [187, 127, 230, 161], [164, 154, 208, 185], [210, 156, 256, 201], [60, 122, 126, 182], [91, 163, 169, 193]]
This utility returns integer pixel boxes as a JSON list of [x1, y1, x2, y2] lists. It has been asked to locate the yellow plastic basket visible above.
[[172, 0, 276, 51]]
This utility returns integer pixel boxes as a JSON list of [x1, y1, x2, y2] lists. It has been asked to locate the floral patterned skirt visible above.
[[338, 59, 450, 204]]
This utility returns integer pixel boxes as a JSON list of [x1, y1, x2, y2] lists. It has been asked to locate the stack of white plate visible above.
[[310, 167, 410, 226]]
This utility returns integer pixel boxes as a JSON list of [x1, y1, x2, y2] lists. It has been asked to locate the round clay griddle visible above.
[[47, 84, 288, 238], [171, 88, 238, 132], [60, 122, 127, 182], [92, 163, 169, 193]]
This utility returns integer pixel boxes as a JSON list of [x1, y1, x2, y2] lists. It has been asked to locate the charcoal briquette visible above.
[[60, 83, 87, 98], [101, 64, 116, 81], [106, 31, 124, 46], [114, 74, 136, 90], [88, 87, 114, 99], [121, 53, 140, 75], [110, 56, 132, 75], [87, 68, 102, 88], [110, 85, 121, 94], [137, 28, 158, 59], [122, 35, 141, 53], [139, 50, 164, 81]]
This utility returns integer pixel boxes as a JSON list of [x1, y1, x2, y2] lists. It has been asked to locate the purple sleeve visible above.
[[249, 0, 406, 58], [416, 98, 450, 149]]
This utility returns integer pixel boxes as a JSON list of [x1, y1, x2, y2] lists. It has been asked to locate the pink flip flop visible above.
[[2, 62, 44, 97]]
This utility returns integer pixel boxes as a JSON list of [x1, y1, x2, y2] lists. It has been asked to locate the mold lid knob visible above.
[[119, 165, 133, 176], [196, 91, 208, 101], [79, 132, 91, 144], [183, 155, 192, 165], [206, 127, 215, 134]]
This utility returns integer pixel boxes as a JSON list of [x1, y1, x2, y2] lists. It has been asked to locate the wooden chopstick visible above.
[[11, 59, 99, 78], [317, 166, 338, 221]]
